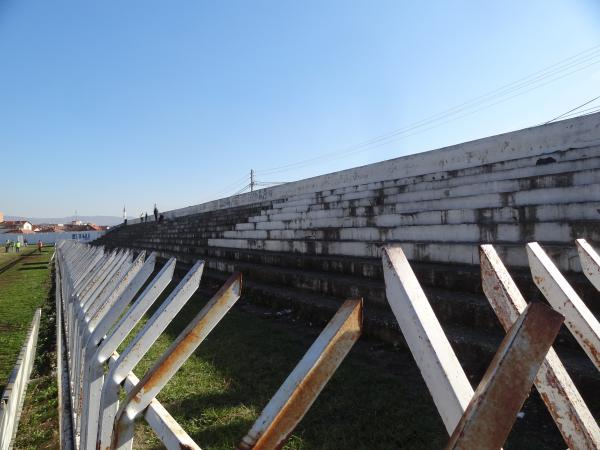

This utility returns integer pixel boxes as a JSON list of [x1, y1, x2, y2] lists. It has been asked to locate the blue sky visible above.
[[1, 0, 599, 218]]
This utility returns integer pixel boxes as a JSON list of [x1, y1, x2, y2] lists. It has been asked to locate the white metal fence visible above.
[[55, 241, 363, 449], [0, 309, 42, 450], [55, 237, 600, 449], [382, 239, 600, 450]]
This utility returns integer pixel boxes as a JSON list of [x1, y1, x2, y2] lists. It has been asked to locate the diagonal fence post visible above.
[[445, 302, 564, 450], [237, 298, 362, 450], [382, 246, 474, 435], [576, 238, 600, 292], [97, 261, 206, 449], [110, 272, 243, 449], [527, 242, 600, 371], [480, 244, 600, 449]]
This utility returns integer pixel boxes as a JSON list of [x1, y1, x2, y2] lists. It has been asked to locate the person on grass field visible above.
[[37, 240, 43, 254]]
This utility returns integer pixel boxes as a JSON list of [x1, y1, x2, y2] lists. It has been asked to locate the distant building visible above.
[[0, 220, 34, 234], [0, 212, 3, 223]]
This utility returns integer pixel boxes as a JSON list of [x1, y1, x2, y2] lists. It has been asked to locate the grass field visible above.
[[125, 283, 565, 450], [0, 247, 52, 391], [6, 253, 571, 449], [12, 249, 59, 450], [0, 246, 36, 269]]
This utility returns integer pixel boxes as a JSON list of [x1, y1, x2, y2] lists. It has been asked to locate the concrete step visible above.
[[206, 237, 583, 271], [238, 202, 600, 230], [99, 237, 599, 304], [223, 221, 600, 244], [264, 147, 600, 210], [271, 167, 600, 212], [264, 146, 600, 208], [294, 183, 600, 215], [195, 266, 599, 401]]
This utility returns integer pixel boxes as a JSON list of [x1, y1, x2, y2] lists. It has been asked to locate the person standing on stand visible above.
[[153, 203, 158, 221]]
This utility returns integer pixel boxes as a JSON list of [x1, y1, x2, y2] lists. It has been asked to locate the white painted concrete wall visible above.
[[118, 113, 600, 272], [128, 112, 600, 224]]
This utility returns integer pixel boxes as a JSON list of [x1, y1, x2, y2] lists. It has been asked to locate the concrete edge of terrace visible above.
[[132, 112, 600, 224]]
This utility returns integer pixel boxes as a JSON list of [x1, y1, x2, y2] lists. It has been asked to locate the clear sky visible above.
[[1, 0, 599, 218]]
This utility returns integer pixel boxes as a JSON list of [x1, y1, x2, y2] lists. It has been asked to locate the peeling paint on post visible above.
[[97, 260, 205, 449], [111, 273, 243, 450], [576, 238, 600, 292], [237, 299, 362, 450], [381, 246, 473, 435], [480, 244, 600, 449], [527, 242, 600, 371], [55, 242, 209, 450], [445, 302, 564, 450]]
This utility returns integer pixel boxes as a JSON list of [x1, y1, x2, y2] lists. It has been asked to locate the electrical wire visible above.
[[543, 94, 600, 124], [255, 44, 600, 177], [212, 174, 250, 197], [557, 105, 600, 120], [233, 183, 251, 195]]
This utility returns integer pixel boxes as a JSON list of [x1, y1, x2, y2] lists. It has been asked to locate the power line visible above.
[[217, 169, 288, 197], [543, 94, 600, 124], [212, 173, 251, 197], [555, 105, 600, 120], [233, 183, 251, 195], [255, 44, 600, 177]]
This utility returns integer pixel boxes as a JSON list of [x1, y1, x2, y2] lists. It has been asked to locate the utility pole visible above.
[[250, 169, 255, 192]]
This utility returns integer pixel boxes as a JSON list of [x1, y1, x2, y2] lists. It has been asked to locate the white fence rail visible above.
[[55, 241, 362, 449], [382, 239, 600, 450], [56, 237, 600, 449], [0, 309, 42, 450]]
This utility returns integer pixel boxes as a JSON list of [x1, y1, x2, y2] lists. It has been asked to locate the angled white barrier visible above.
[[446, 302, 563, 450], [576, 238, 600, 292], [382, 246, 473, 435], [481, 245, 600, 449], [380, 245, 587, 450], [527, 242, 600, 372], [55, 241, 362, 450]]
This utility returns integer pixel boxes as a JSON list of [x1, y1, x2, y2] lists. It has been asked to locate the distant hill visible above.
[[5, 215, 124, 226]]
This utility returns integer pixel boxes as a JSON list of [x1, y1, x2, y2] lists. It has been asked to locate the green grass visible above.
[[0, 247, 53, 391], [0, 246, 36, 269], [2, 251, 569, 449], [127, 302, 447, 450], [123, 288, 565, 450], [13, 254, 59, 450], [13, 374, 59, 449]]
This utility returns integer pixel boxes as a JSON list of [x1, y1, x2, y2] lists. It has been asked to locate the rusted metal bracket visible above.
[[481, 244, 600, 449], [238, 298, 363, 450], [445, 302, 564, 450]]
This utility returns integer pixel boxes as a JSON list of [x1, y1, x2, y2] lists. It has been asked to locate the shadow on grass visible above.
[[127, 271, 566, 450], [131, 284, 448, 450]]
